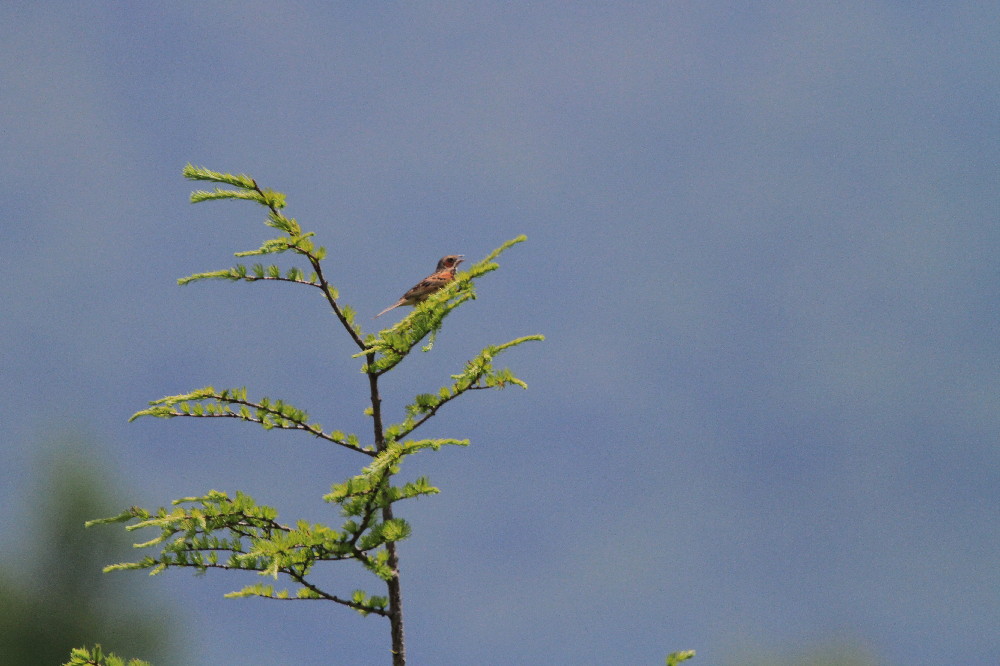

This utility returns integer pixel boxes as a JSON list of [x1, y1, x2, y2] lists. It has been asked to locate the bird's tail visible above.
[[375, 301, 402, 318]]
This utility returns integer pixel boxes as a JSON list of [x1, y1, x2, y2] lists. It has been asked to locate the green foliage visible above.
[[667, 650, 696, 665], [65, 644, 151, 666], [358, 235, 532, 374], [177, 263, 315, 286], [89, 490, 397, 615], [88, 165, 543, 664], [2, 438, 172, 666], [177, 166, 361, 345], [182, 163, 258, 190], [129, 386, 366, 452], [383, 336, 543, 443]]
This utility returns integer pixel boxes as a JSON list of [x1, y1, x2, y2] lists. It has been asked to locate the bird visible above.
[[375, 255, 464, 318]]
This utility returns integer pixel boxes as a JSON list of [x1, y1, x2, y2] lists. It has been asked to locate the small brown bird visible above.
[[375, 255, 464, 318]]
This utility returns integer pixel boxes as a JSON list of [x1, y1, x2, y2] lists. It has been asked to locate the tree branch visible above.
[[133, 388, 375, 456], [250, 178, 367, 351]]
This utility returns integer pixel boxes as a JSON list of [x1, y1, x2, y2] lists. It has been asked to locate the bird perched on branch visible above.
[[375, 255, 464, 318]]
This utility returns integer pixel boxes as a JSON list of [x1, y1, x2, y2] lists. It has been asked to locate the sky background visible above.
[[2, 3, 998, 665]]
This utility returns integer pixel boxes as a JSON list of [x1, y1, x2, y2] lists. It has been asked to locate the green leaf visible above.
[[233, 234, 313, 258], [182, 163, 256, 189], [190, 188, 266, 205], [378, 518, 411, 543], [64, 644, 152, 666], [85, 506, 149, 527], [666, 650, 696, 665], [177, 268, 245, 285], [225, 583, 276, 599]]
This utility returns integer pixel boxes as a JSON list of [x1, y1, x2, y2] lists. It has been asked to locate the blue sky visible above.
[[2, 3, 998, 664]]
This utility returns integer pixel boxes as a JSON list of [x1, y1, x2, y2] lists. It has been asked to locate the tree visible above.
[[83, 165, 542, 665], [0, 437, 173, 666]]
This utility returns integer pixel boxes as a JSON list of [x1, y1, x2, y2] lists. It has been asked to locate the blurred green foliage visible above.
[[0, 437, 176, 665]]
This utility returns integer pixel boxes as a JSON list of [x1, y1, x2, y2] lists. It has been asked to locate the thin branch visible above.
[[150, 559, 388, 616], [286, 571, 390, 616], [238, 275, 324, 288], [250, 178, 367, 351], [309, 253, 367, 350], [396, 381, 491, 441], [155, 391, 374, 456], [227, 520, 291, 538], [175, 542, 355, 563]]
